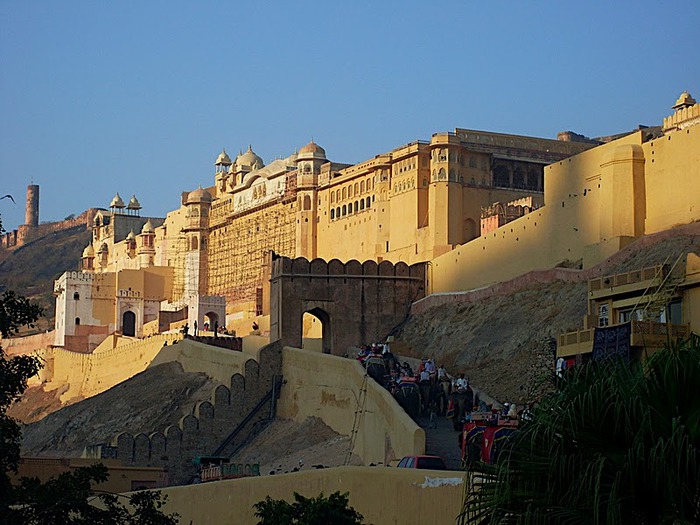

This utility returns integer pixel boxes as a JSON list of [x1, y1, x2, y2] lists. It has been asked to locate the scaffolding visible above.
[[207, 195, 297, 312]]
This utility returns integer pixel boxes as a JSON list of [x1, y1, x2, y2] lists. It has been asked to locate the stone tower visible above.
[[25, 184, 39, 227]]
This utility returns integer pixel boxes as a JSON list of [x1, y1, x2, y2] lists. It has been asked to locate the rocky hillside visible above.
[[395, 222, 700, 404], [21, 362, 216, 457], [0, 226, 91, 333]]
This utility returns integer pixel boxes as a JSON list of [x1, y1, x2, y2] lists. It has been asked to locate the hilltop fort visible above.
[[3, 91, 700, 524]]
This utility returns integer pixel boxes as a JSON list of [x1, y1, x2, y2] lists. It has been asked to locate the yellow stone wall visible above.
[[155, 466, 466, 525], [429, 124, 700, 294], [49, 333, 182, 402], [277, 347, 425, 466], [644, 124, 700, 233]]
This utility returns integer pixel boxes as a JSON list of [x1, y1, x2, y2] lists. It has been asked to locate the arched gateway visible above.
[[269, 256, 426, 355]]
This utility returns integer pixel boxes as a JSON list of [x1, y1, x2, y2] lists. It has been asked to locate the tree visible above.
[[254, 491, 364, 525], [464, 335, 700, 525]]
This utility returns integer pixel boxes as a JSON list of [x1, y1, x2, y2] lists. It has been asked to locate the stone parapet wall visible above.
[[50, 333, 183, 401], [277, 346, 425, 466], [155, 466, 466, 525], [104, 341, 282, 484]]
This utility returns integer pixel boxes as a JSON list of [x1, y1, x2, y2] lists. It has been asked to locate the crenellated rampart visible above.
[[50, 333, 183, 401], [270, 256, 426, 354], [95, 341, 282, 484], [1, 208, 98, 250]]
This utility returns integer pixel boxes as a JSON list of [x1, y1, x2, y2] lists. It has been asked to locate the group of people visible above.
[[358, 346, 534, 432]]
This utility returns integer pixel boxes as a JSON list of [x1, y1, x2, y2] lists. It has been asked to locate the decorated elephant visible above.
[[394, 381, 421, 420]]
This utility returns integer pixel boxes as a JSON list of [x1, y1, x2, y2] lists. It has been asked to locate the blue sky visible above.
[[1, 0, 698, 231]]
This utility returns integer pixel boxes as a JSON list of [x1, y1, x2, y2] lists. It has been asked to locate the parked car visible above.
[[396, 455, 448, 470]]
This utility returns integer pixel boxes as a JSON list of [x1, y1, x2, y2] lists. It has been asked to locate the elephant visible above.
[[365, 355, 387, 387], [394, 382, 421, 420]]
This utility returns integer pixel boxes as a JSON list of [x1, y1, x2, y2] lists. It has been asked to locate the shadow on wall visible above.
[[91, 341, 283, 485]]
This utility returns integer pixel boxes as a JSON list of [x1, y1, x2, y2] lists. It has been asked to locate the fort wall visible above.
[[50, 333, 183, 402], [277, 347, 425, 466], [1, 208, 98, 250], [429, 126, 700, 294], [270, 256, 426, 355], [154, 466, 466, 525], [100, 341, 282, 484]]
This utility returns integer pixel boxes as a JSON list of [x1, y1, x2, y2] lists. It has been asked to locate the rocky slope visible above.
[[21, 362, 216, 457], [395, 222, 700, 404]]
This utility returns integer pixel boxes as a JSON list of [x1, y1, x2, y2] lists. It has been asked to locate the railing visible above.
[[558, 328, 593, 348], [631, 320, 688, 338], [559, 321, 689, 350], [589, 265, 663, 293]]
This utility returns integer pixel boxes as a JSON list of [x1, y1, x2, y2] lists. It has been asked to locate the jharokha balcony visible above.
[[558, 320, 689, 358]]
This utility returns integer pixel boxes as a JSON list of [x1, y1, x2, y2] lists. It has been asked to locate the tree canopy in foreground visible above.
[[463, 335, 700, 525]]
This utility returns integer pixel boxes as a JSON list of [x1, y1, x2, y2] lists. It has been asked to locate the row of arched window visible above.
[[330, 196, 374, 220], [330, 178, 374, 204]]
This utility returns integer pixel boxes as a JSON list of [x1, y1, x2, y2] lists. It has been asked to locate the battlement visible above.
[[271, 256, 425, 281], [99, 341, 282, 484], [663, 103, 700, 132]]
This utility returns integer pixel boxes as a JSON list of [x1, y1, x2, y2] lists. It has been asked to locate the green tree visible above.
[[464, 336, 700, 525], [254, 491, 364, 525]]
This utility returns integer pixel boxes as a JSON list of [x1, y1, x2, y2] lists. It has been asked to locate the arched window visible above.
[[354, 201, 359, 213], [331, 192, 335, 204], [303, 195, 311, 210], [191, 236, 199, 250], [73, 292, 80, 300], [342, 187, 347, 200], [336, 189, 340, 202], [342, 204, 347, 216], [360, 180, 365, 193], [360, 199, 365, 210], [75, 317, 80, 325], [331, 209, 335, 220], [438, 168, 446, 180], [366, 196, 371, 208], [336, 207, 340, 218], [354, 183, 358, 195]]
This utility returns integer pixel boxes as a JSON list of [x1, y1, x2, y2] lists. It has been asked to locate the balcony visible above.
[[558, 320, 689, 358], [589, 265, 664, 299]]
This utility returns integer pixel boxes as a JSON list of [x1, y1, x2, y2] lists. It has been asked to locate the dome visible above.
[[215, 149, 232, 166], [297, 140, 326, 161], [110, 192, 125, 208], [127, 195, 141, 210], [673, 91, 697, 110], [82, 245, 95, 258], [236, 145, 264, 170], [126, 230, 136, 241], [186, 186, 213, 204], [141, 219, 154, 234]]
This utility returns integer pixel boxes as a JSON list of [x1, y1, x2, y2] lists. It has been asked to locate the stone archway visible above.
[[270, 256, 426, 355], [122, 310, 136, 337], [304, 306, 332, 354], [204, 311, 219, 332]]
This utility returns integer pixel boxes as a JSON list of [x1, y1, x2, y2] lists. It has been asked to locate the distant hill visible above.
[[0, 226, 90, 334]]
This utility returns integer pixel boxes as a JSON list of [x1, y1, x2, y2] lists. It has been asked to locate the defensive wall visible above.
[[154, 466, 466, 525], [277, 347, 425, 466], [0, 208, 98, 250], [270, 256, 426, 355], [415, 220, 700, 315], [48, 333, 183, 402], [98, 341, 282, 484], [429, 125, 700, 294]]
